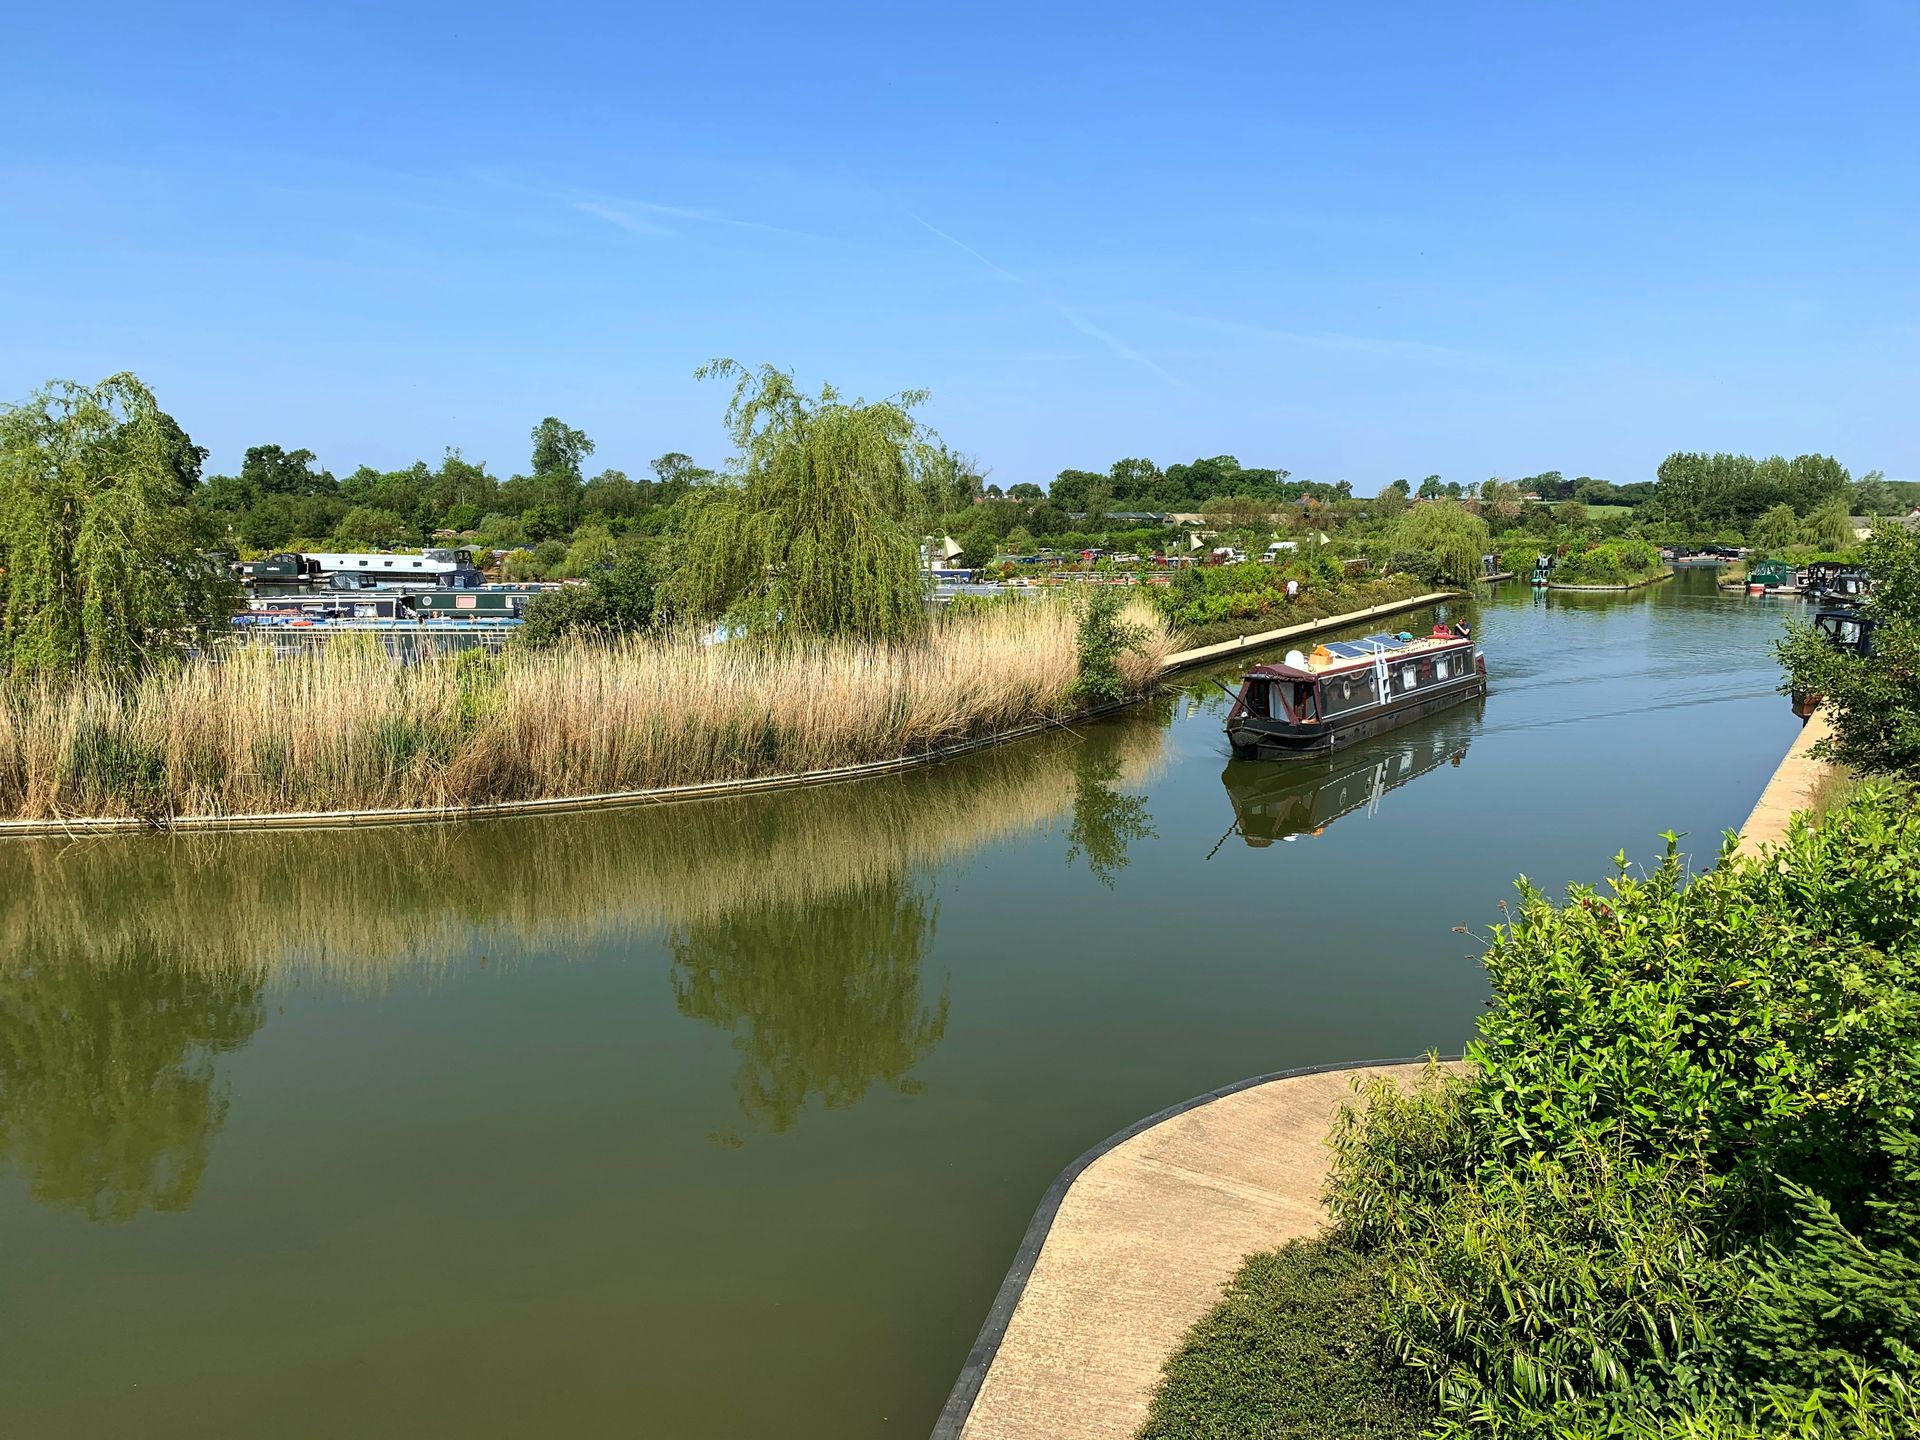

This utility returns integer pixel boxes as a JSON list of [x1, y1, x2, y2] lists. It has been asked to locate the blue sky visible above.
[[3, 1, 1916, 489]]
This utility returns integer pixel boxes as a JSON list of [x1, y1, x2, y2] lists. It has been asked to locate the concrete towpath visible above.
[[1735, 709, 1835, 856], [934, 1060, 1454, 1440]]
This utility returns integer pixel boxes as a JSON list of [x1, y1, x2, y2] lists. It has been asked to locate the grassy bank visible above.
[[1165, 574, 1440, 651], [1145, 783, 1920, 1439], [0, 598, 1171, 822]]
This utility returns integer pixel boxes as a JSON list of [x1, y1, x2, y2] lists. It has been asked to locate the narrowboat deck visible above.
[[1225, 625, 1486, 760]]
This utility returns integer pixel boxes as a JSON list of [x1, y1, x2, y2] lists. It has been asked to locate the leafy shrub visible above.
[[1779, 524, 1920, 779], [1072, 586, 1147, 704], [1552, 539, 1663, 585], [1325, 786, 1920, 1436]]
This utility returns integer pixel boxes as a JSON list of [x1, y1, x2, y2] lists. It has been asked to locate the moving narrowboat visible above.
[[1225, 624, 1486, 760]]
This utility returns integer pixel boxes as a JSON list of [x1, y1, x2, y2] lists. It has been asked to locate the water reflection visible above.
[[1065, 749, 1157, 887], [0, 958, 263, 1221], [0, 718, 1168, 1196], [1218, 705, 1481, 847], [671, 875, 948, 1141]]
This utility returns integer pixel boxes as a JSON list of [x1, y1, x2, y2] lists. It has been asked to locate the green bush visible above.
[[1324, 787, 1920, 1436], [1551, 538, 1663, 585]]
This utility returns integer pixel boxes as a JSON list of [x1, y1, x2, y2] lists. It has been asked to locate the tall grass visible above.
[[0, 598, 1172, 822]]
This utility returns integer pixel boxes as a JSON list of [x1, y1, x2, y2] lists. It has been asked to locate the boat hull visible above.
[[1226, 672, 1487, 760]]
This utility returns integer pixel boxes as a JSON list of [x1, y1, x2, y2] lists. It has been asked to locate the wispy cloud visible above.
[[909, 212, 1182, 386], [572, 199, 672, 237], [571, 193, 830, 243]]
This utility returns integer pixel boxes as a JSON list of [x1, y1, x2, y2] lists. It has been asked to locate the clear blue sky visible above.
[[3, 1, 1915, 490]]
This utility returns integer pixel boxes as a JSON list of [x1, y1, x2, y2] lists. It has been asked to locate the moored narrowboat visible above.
[[1225, 624, 1486, 760]]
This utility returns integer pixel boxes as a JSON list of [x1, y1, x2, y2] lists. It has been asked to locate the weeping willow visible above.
[[0, 373, 234, 678], [669, 359, 943, 640]]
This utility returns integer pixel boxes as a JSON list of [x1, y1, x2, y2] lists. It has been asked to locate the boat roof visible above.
[[1242, 627, 1471, 680]]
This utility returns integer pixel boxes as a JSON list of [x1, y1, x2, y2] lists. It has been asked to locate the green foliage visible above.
[[0, 373, 238, 678], [1780, 525, 1920, 777], [1803, 500, 1856, 552], [1551, 538, 1663, 585], [1750, 503, 1803, 557], [1071, 587, 1147, 705], [1386, 503, 1490, 585], [1651, 453, 1851, 534], [1141, 1238, 1434, 1440], [517, 549, 658, 649], [1323, 787, 1920, 1436], [668, 360, 937, 641]]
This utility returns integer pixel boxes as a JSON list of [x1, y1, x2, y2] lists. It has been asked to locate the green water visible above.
[[0, 571, 1802, 1438]]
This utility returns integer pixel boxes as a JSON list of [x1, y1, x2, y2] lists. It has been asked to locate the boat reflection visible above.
[[1218, 705, 1481, 847]]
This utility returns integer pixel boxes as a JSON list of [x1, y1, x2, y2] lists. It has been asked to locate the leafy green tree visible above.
[[530, 416, 593, 481], [1780, 526, 1920, 777], [1751, 503, 1803, 556], [1417, 475, 1446, 500], [332, 505, 407, 550], [521, 502, 569, 542], [669, 360, 942, 640], [0, 374, 238, 677], [241, 443, 334, 497], [1386, 502, 1490, 585], [1802, 499, 1856, 552], [582, 468, 644, 520], [1853, 471, 1898, 517], [1007, 482, 1044, 502]]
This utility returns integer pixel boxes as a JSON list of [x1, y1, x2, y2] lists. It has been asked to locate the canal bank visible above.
[[0, 569, 1805, 1440], [0, 589, 1455, 837], [935, 634, 1826, 1440]]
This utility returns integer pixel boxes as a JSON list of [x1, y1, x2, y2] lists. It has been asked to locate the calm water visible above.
[[0, 571, 1800, 1438]]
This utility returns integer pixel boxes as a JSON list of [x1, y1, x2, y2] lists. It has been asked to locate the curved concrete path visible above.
[[1736, 709, 1836, 856], [934, 1059, 1455, 1440]]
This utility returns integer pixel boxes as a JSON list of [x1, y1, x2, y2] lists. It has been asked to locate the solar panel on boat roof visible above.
[[1363, 633, 1408, 647], [1323, 641, 1371, 657]]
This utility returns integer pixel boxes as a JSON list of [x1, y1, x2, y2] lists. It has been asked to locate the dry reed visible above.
[[0, 598, 1172, 822]]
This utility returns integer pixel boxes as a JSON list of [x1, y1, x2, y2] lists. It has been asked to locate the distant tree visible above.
[[1553, 500, 1589, 529], [1026, 501, 1068, 537], [332, 506, 408, 550], [1477, 478, 1524, 529], [241, 444, 334, 497], [983, 483, 1005, 500], [1803, 499, 1856, 552], [1049, 469, 1103, 513], [669, 360, 942, 640], [432, 449, 497, 512], [530, 417, 593, 481], [1083, 480, 1113, 529], [0, 373, 237, 677], [1007, 482, 1044, 502], [1387, 478, 1412, 498], [521, 503, 569, 542], [1852, 471, 1898, 517], [1003, 524, 1035, 554], [1386, 502, 1490, 586], [1417, 475, 1446, 500], [1751, 503, 1803, 557], [582, 468, 645, 521], [518, 544, 658, 650]]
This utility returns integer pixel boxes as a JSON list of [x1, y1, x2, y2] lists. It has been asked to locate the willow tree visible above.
[[1387, 501, 1491, 586], [670, 360, 943, 640], [0, 374, 235, 678]]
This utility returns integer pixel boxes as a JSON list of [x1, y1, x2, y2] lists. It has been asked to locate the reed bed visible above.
[[0, 598, 1172, 822], [0, 718, 1169, 987]]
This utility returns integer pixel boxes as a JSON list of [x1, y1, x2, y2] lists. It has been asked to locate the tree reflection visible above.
[[1065, 750, 1156, 888], [0, 956, 264, 1221], [668, 875, 948, 1138]]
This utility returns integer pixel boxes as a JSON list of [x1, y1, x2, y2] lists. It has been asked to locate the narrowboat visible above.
[[1224, 624, 1486, 760]]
